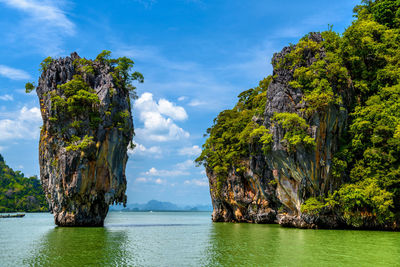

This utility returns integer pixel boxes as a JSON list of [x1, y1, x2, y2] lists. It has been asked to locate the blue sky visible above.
[[0, 0, 359, 206]]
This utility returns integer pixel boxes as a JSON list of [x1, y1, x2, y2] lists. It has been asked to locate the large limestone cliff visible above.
[[36, 52, 134, 226], [209, 33, 351, 228]]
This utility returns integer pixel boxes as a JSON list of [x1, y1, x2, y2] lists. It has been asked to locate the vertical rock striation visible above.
[[206, 33, 352, 228], [202, 1, 400, 230], [36, 52, 134, 226], [263, 33, 350, 227]]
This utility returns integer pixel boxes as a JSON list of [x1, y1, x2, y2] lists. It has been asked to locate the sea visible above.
[[1, 211, 399, 266]]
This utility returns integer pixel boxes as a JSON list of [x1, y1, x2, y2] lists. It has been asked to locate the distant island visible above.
[[0, 154, 47, 213], [0, 153, 211, 214], [110, 200, 212, 212]]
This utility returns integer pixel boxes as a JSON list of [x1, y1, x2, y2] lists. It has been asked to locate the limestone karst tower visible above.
[[32, 51, 140, 226]]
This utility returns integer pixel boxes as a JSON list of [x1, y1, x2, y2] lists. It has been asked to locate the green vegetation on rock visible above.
[[272, 112, 315, 150], [195, 76, 272, 195], [199, 0, 400, 227], [40, 56, 53, 72], [27, 50, 143, 154], [0, 154, 47, 212]]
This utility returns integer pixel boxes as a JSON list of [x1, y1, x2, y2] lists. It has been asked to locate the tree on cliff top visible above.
[[198, 0, 400, 227]]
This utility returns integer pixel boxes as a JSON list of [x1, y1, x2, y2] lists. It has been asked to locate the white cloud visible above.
[[184, 178, 208, 187], [0, 146, 5, 152], [141, 160, 195, 179], [155, 178, 165, 184], [114, 44, 237, 110], [178, 145, 202, 156], [158, 99, 187, 121], [128, 141, 162, 157], [0, 0, 75, 55], [0, 65, 30, 80], [175, 159, 195, 170], [135, 177, 151, 183], [144, 167, 189, 177], [135, 92, 189, 142], [188, 99, 207, 107], [0, 94, 14, 101], [134, 177, 166, 185], [0, 0, 75, 34], [0, 106, 42, 141]]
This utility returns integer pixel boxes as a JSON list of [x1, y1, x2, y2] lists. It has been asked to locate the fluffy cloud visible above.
[[0, 65, 30, 80], [135, 92, 189, 142], [0, 106, 41, 141], [184, 178, 208, 187], [128, 141, 162, 157], [178, 145, 201, 156], [142, 159, 195, 178], [135, 177, 166, 184], [157, 98, 187, 121]]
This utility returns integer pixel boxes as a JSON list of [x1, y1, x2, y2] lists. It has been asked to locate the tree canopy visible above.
[[0, 154, 47, 212], [198, 0, 400, 226]]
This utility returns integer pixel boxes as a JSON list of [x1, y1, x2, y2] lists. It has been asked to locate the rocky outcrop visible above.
[[208, 33, 352, 228], [208, 158, 278, 224], [36, 52, 133, 226]]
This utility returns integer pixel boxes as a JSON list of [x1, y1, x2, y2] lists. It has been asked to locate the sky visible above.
[[0, 0, 359, 206]]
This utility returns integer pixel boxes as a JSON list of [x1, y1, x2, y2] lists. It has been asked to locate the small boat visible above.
[[0, 214, 25, 218]]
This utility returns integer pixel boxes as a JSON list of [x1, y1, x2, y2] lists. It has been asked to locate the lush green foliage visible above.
[[300, 197, 325, 215], [35, 50, 143, 152], [300, 0, 400, 226], [249, 125, 273, 154], [0, 154, 47, 212], [50, 74, 101, 134], [272, 112, 315, 150], [25, 82, 35, 93], [200, 0, 400, 226], [39, 56, 53, 72], [195, 77, 272, 195], [65, 135, 95, 152], [285, 31, 349, 116], [96, 50, 143, 100]]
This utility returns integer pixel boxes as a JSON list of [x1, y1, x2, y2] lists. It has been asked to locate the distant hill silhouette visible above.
[[111, 200, 212, 212]]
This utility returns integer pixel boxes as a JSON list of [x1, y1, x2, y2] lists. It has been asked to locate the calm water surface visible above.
[[1, 211, 399, 266]]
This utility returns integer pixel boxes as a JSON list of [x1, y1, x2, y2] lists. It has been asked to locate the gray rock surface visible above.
[[209, 33, 351, 228], [36, 52, 133, 226]]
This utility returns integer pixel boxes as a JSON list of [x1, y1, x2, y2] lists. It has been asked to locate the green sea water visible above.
[[0, 211, 399, 266]]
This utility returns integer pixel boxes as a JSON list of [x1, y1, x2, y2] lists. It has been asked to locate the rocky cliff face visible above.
[[36, 52, 134, 226], [209, 33, 351, 228]]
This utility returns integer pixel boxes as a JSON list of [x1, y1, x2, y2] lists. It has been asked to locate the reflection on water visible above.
[[27, 227, 129, 266], [1, 212, 400, 266], [206, 223, 280, 266], [22, 212, 214, 266], [206, 222, 400, 266]]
